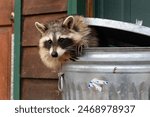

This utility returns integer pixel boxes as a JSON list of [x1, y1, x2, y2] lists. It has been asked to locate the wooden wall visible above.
[[21, 0, 68, 99], [0, 0, 13, 99]]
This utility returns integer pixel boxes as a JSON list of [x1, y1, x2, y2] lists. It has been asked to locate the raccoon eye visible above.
[[58, 37, 74, 49], [47, 40, 52, 44], [44, 40, 52, 49], [58, 38, 64, 42]]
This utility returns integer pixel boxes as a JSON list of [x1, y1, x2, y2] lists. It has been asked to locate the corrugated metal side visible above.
[[62, 48, 150, 100], [62, 72, 150, 100]]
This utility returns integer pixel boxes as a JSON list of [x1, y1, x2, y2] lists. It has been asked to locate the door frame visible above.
[[13, 0, 22, 100]]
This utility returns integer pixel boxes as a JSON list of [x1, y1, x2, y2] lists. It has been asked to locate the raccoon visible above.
[[35, 15, 98, 72]]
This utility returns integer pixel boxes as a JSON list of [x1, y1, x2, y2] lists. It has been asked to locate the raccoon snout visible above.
[[51, 51, 58, 57]]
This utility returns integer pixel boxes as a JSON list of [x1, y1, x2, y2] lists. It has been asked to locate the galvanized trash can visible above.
[[59, 18, 150, 100]]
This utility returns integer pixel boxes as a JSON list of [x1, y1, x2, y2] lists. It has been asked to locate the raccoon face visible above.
[[35, 16, 87, 58], [35, 16, 77, 58], [40, 34, 74, 58]]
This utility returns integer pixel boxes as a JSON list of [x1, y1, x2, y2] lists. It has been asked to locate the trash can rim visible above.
[[85, 18, 150, 36]]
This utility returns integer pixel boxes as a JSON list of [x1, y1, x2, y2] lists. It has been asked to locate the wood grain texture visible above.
[[21, 78, 62, 100], [0, 0, 12, 26], [86, 0, 93, 17], [0, 28, 11, 99], [21, 0, 68, 100], [21, 47, 58, 79], [23, 0, 67, 15], [22, 13, 67, 46]]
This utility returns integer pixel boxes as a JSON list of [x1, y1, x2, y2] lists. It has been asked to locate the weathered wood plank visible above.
[[23, 0, 67, 15], [21, 78, 62, 100], [0, 0, 12, 26], [0, 27, 11, 99]]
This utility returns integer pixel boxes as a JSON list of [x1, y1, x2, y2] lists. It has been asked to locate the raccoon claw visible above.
[[70, 57, 78, 61], [77, 45, 84, 56]]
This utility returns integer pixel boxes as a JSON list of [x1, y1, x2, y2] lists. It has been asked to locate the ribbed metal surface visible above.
[[62, 73, 150, 100], [62, 48, 150, 100]]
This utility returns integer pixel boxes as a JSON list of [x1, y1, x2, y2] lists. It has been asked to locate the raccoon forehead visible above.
[[45, 32, 72, 40], [41, 34, 53, 41], [41, 32, 69, 41], [59, 35, 72, 39], [49, 32, 65, 40], [55, 32, 62, 39], [47, 21, 62, 28], [41, 32, 58, 40], [55, 32, 74, 40]]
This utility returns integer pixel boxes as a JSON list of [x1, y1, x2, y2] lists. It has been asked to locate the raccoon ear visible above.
[[63, 16, 75, 29], [35, 22, 47, 34]]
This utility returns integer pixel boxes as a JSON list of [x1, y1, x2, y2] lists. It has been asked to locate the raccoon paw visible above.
[[69, 53, 78, 61]]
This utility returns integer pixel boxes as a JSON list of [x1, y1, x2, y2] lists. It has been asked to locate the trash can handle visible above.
[[58, 72, 64, 92]]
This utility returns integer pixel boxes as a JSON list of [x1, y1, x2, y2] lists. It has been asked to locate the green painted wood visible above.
[[131, 0, 150, 27], [94, 0, 104, 18], [94, 0, 131, 22], [94, 0, 150, 27], [67, 0, 77, 15], [124, 0, 131, 22], [67, 0, 86, 16], [77, 0, 86, 16], [104, 0, 123, 20], [14, 0, 22, 100]]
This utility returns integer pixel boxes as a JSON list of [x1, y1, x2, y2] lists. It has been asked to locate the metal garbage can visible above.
[[60, 18, 150, 100]]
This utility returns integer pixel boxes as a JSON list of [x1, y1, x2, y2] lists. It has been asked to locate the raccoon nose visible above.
[[51, 51, 58, 57]]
